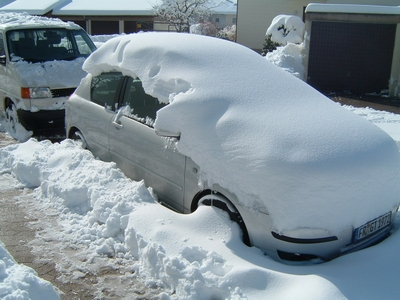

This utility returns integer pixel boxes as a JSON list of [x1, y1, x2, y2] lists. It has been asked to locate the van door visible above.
[[0, 33, 7, 113]]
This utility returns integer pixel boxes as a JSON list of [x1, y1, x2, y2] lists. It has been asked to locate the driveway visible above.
[[0, 132, 161, 300]]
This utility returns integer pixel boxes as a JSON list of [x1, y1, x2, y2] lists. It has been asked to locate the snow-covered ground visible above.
[[1, 33, 400, 299], [1, 103, 400, 300], [0, 239, 59, 300]]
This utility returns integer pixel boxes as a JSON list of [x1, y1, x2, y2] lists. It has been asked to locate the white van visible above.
[[0, 12, 96, 137]]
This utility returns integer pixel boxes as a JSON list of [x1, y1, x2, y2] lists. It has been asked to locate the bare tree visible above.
[[153, 0, 212, 33]]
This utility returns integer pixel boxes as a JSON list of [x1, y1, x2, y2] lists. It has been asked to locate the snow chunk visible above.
[[266, 42, 305, 79], [0, 240, 59, 300]]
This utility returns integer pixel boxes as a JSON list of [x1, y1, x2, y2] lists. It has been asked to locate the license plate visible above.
[[354, 212, 391, 242]]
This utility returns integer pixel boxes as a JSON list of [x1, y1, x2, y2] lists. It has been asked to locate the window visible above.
[[6, 28, 96, 63], [71, 29, 97, 57], [91, 72, 125, 109], [121, 77, 166, 126]]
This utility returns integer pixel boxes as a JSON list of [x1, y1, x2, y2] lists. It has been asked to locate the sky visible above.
[[1, 14, 400, 300]]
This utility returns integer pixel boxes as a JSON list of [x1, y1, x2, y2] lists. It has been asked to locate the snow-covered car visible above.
[[0, 12, 96, 136], [66, 32, 400, 263]]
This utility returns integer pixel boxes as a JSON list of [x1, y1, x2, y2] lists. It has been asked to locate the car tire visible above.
[[5, 100, 18, 133], [71, 130, 87, 149], [198, 193, 251, 246]]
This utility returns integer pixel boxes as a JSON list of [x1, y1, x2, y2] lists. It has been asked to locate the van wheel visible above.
[[5, 101, 18, 132], [197, 193, 250, 246], [71, 130, 87, 149]]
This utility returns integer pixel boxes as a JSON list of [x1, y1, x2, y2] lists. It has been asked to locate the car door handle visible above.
[[112, 120, 123, 129]]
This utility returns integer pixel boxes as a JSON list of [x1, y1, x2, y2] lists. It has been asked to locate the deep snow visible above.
[[81, 32, 400, 240], [1, 104, 400, 299]]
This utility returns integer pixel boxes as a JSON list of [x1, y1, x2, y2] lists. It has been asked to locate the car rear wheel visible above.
[[70, 129, 87, 149], [197, 193, 250, 246]]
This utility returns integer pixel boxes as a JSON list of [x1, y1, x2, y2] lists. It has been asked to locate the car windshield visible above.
[[6, 28, 96, 63]]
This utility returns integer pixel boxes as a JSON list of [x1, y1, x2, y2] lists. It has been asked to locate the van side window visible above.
[[121, 77, 166, 127], [91, 72, 125, 110]]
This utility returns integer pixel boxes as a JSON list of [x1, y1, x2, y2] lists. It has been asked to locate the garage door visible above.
[[307, 22, 396, 95]]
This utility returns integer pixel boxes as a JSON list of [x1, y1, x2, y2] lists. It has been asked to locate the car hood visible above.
[[10, 57, 87, 88], [83, 32, 400, 234]]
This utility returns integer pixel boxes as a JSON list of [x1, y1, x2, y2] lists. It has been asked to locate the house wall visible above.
[[237, 0, 400, 51]]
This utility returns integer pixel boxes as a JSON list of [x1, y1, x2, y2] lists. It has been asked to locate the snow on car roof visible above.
[[83, 32, 400, 234], [0, 11, 81, 30]]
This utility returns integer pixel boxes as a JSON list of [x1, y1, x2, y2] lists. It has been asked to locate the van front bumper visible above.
[[17, 109, 65, 136]]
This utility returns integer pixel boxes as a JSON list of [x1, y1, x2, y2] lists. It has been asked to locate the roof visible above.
[[306, 3, 400, 15], [0, 0, 236, 17], [0, 0, 68, 15], [52, 0, 154, 16], [210, 0, 236, 15]]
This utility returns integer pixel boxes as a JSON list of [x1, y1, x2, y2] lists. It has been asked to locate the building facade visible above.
[[0, 0, 236, 35], [236, 0, 400, 52]]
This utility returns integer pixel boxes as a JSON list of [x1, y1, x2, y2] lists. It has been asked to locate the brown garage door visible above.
[[307, 22, 395, 95]]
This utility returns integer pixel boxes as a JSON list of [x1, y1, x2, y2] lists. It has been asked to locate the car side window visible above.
[[121, 77, 166, 127], [91, 72, 125, 110]]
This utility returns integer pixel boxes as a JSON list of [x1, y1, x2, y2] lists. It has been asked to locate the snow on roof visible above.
[[211, 0, 237, 15], [83, 32, 400, 233], [52, 0, 155, 16], [306, 3, 400, 14], [0, 11, 81, 30], [0, 0, 68, 15], [0, 0, 236, 17]]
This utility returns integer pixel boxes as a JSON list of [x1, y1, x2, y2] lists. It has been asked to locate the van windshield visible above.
[[6, 28, 97, 63]]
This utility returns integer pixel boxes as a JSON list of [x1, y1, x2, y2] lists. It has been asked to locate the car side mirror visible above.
[[155, 129, 181, 139]]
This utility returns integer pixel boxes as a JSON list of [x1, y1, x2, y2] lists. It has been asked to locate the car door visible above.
[[76, 72, 125, 161], [108, 76, 186, 212]]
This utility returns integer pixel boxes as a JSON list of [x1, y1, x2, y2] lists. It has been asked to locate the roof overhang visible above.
[[306, 3, 400, 15], [0, 0, 68, 15]]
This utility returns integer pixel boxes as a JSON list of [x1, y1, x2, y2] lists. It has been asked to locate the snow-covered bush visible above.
[[191, 23, 236, 41], [261, 34, 281, 56], [190, 21, 218, 36], [216, 25, 236, 41], [262, 14, 305, 55]]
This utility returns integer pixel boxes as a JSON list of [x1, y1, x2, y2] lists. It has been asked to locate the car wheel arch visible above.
[[4, 97, 14, 110], [68, 127, 87, 149], [191, 189, 251, 246]]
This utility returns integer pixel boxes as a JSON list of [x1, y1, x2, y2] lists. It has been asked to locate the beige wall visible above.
[[237, 0, 400, 51]]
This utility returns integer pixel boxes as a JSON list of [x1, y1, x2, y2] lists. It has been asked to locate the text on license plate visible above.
[[354, 212, 391, 242]]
